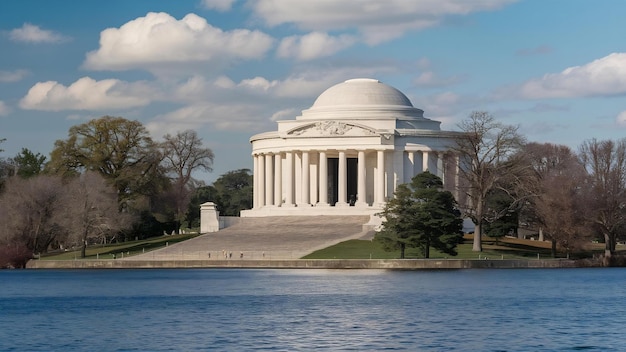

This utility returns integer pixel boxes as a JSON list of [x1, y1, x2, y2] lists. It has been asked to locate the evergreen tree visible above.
[[376, 171, 463, 258]]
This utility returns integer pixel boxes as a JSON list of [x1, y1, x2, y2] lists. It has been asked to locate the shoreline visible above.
[[25, 258, 590, 269]]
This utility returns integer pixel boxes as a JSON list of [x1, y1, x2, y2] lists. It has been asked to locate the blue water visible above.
[[1, 268, 625, 351]]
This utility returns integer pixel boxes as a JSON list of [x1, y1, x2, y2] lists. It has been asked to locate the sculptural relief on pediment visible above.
[[289, 121, 377, 137]]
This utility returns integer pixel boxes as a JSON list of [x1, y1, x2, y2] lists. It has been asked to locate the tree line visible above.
[[3, 112, 626, 266], [0, 116, 252, 267], [377, 111, 626, 265]]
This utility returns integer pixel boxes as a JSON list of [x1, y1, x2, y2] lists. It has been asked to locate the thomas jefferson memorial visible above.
[[240, 78, 461, 217]]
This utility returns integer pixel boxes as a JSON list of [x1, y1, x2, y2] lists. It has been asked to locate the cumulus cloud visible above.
[[228, 72, 365, 99], [0, 101, 9, 116], [270, 108, 297, 121], [252, 0, 516, 44], [517, 53, 626, 99], [147, 69, 374, 134], [0, 69, 29, 83], [9, 23, 69, 43], [19, 77, 152, 111], [616, 111, 626, 127], [200, 0, 237, 11], [277, 32, 356, 60], [147, 101, 266, 135], [84, 12, 273, 71]]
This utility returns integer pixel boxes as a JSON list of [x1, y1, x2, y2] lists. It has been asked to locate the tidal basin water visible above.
[[1, 268, 625, 351]]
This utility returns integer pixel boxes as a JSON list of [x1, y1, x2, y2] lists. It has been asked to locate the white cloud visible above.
[[0, 69, 29, 83], [147, 101, 266, 136], [9, 23, 69, 43], [277, 32, 356, 60], [147, 70, 369, 134], [518, 52, 626, 99], [616, 111, 626, 127], [270, 108, 297, 121], [201, 0, 237, 11], [252, 0, 516, 44], [84, 12, 273, 72], [238, 76, 278, 91], [0, 101, 9, 116], [229, 72, 361, 99], [19, 77, 152, 111], [214, 76, 236, 89]]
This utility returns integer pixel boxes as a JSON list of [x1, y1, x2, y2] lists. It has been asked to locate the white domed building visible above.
[[241, 78, 461, 217]]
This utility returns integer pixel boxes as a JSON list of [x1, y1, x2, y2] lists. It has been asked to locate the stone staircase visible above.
[[124, 215, 374, 261]]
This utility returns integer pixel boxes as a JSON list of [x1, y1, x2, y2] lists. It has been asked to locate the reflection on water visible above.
[[1, 268, 625, 351]]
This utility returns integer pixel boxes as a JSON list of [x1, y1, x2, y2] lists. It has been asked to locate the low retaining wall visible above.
[[26, 258, 583, 270]]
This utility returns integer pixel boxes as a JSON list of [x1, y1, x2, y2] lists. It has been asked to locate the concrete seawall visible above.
[[26, 258, 583, 270]]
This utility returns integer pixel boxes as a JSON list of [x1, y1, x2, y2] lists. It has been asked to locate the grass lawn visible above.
[[303, 236, 569, 260], [39, 233, 200, 260], [38, 232, 613, 261]]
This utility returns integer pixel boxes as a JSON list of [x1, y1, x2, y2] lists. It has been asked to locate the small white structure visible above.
[[200, 202, 220, 233], [241, 78, 461, 217]]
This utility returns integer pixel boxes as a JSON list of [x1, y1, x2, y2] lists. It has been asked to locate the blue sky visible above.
[[1, 0, 625, 182]]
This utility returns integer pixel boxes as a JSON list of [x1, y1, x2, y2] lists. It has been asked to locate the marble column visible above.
[[253, 154, 259, 208], [274, 153, 282, 207], [294, 152, 301, 205], [301, 151, 310, 206], [422, 151, 429, 173], [376, 150, 385, 206], [357, 150, 367, 207], [265, 153, 273, 206], [258, 154, 266, 207], [437, 152, 445, 182], [337, 151, 348, 206], [393, 150, 404, 189], [309, 153, 318, 205], [284, 151, 294, 207], [406, 151, 416, 181], [318, 151, 329, 206]]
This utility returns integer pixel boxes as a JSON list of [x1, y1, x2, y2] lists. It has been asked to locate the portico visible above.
[[241, 78, 461, 217]]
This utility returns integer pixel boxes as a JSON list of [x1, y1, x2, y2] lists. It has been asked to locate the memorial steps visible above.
[[124, 215, 373, 260]]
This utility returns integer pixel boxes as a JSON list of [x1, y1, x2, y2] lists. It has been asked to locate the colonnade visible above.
[[252, 149, 459, 210]]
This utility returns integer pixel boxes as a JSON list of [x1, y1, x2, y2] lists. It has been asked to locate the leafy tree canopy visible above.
[[13, 148, 46, 178], [186, 169, 252, 220], [47, 116, 167, 208]]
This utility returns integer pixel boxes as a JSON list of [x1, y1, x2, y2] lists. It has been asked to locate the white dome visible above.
[[299, 78, 426, 121], [311, 78, 413, 108]]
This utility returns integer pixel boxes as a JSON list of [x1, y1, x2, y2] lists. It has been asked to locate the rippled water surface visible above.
[[1, 268, 625, 351]]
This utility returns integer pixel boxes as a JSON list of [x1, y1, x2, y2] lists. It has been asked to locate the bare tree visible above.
[[524, 143, 589, 257], [160, 130, 214, 232], [60, 171, 134, 258], [454, 111, 527, 251], [578, 139, 626, 264], [0, 175, 66, 254], [0, 138, 12, 191]]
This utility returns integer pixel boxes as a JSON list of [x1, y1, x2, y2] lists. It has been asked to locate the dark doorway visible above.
[[328, 157, 358, 206], [328, 158, 338, 205], [347, 158, 357, 205]]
